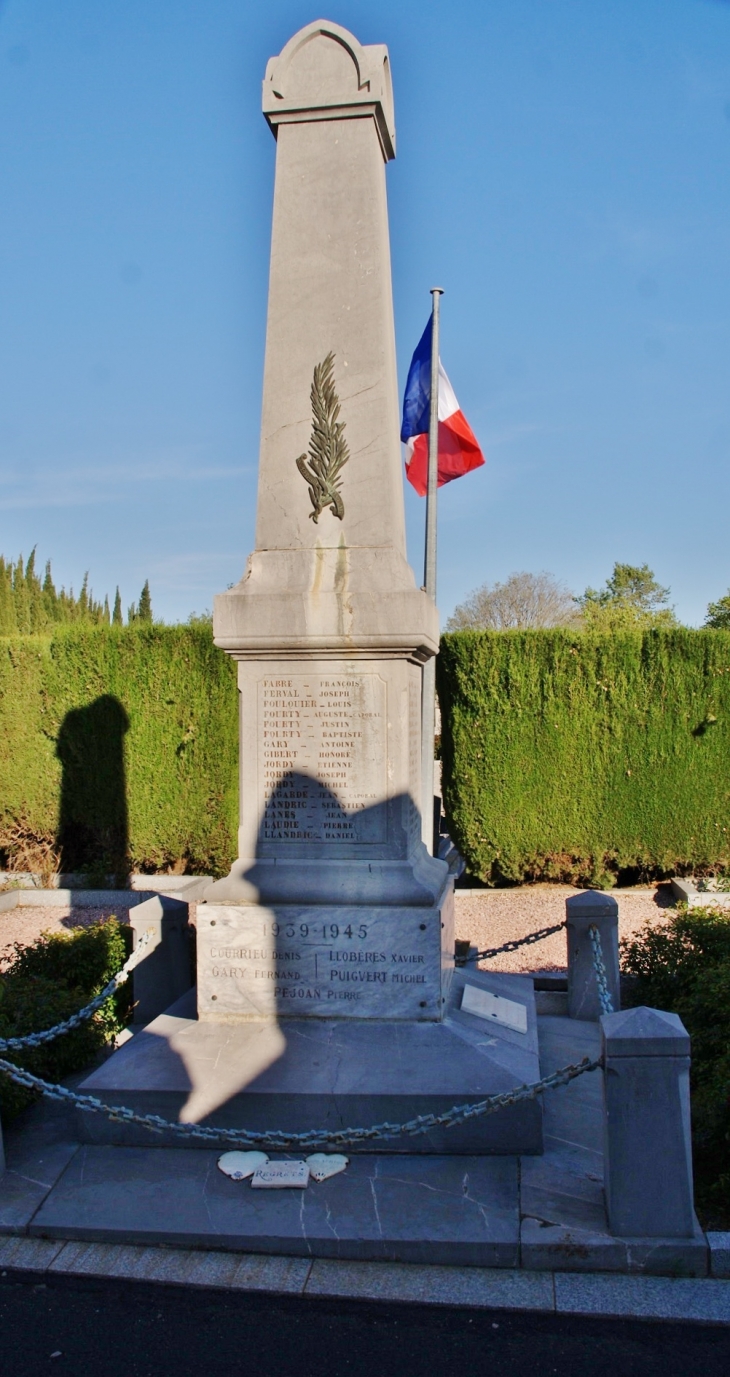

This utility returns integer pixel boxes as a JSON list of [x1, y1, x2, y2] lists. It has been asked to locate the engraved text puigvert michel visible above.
[[296, 352, 349, 522]]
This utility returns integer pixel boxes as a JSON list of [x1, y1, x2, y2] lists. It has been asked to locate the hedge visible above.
[[0, 626, 238, 878], [437, 628, 730, 887]]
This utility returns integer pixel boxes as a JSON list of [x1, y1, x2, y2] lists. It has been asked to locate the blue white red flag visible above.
[[400, 317, 485, 496]]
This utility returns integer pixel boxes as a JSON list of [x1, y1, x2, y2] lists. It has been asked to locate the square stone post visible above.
[[566, 890, 620, 1020], [601, 1006, 696, 1238], [127, 896, 193, 1026]]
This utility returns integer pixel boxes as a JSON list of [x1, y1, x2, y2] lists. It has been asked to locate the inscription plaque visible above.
[[259, 672, 387, 845], [460, 984, 528, 1034], [198, 903, 444, 1021]]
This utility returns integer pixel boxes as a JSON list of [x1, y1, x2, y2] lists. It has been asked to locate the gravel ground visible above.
[[0, 888, 676, 976], [454, 883, 677, 972], [0, 906, 133, 969]]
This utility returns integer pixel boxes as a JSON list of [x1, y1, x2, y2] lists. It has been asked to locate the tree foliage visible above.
[[577, 562, 676, 629], [0, 553, 154, 636], [446, 571, 580, 631], [705, 592, 730, 630], [0, 552, 110, 635]]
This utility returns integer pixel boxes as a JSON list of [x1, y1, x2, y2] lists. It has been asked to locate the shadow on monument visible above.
[[56, 695, 131, 885]]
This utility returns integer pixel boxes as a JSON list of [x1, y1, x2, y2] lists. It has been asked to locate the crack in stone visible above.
[[7, 1168, 52, 1190], [369, 1160, 383, 1239], [299, 1188, 313, 1256]]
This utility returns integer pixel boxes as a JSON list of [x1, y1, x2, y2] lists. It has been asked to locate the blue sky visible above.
[[1, 0, 729, 626]]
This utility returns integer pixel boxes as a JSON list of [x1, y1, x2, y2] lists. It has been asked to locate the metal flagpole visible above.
[[421, 287, 443, 852]]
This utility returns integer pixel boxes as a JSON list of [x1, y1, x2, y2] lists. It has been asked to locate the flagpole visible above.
[[421, 287, 443, 853]]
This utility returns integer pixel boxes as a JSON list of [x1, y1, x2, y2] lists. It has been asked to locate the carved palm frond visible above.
[[296, 352, 349, 522]]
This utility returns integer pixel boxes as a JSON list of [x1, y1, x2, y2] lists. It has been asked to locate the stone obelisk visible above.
[[77, 21, 540, 1161], [201, 20, 452, 1021]]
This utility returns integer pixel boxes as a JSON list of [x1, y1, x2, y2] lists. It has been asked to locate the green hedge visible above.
[[437, 628, 730, 887], [0, 626, 238, 878]]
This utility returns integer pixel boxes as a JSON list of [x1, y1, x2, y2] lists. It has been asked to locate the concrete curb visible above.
[[1, 1236, 730, 1325]]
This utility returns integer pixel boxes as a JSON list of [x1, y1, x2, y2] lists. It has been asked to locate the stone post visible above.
[[127, 895, 193, 1026], [566, 890, 620, 1020], [601, 1006, 696, 1238]]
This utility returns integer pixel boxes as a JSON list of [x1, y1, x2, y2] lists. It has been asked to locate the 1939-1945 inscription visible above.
[[197, 905, 443, 1021]]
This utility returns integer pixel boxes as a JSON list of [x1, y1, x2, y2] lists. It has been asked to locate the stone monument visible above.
[[78, 20, 542, 1158], [201, 19, 450, 1020]]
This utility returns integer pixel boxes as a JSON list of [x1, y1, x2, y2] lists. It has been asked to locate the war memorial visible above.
[[0, 21, 710, 1279]]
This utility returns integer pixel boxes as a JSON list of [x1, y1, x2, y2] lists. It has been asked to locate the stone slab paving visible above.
[[27, 1146, 520, 1267], [1, 1008, 711, 1275]]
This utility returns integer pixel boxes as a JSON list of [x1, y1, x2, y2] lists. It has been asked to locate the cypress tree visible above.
[[112, 588, 123, 625], [137, 580, 152, 623]]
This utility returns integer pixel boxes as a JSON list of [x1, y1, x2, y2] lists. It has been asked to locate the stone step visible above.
[[76, 971, 542, 1155], [28, 1146, 520, 1267]]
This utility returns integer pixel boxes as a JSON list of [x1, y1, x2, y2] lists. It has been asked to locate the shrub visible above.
[[437, 627, 730, 886], [621, 907, 730, 1226], [0, 919, 131, 1123], [0, 624, 238, 877]]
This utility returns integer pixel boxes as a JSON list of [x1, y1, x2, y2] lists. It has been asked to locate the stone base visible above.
[[520, 1216, 708, 1278], [76, 969, 542, 1155], [196, 893, 454, 1022], [28, 1147, 520, 1266]]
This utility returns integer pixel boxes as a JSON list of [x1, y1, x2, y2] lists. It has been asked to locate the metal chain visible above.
[[0, 918, 610, 1150], [0, 931, 153, 1051], [0, 1051, 601, 1151], [466, 920, 566, 964], [588, 924, 614, 1015]]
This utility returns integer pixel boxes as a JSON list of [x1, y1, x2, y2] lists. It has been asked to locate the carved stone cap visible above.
[[601, 1005, 690, 1058], [566, 889, 619, 919], [263, 20, 395, 161]]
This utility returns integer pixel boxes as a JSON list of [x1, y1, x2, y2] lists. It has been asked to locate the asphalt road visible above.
[[2, 1276, 730, 1377]]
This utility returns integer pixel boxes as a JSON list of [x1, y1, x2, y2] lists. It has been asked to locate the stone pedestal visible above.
[[601, 1006, 697, 1239]]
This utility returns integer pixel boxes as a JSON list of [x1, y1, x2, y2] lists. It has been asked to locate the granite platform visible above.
[[72, 969, 543, 1155], [0, 1008, 710, 1275]]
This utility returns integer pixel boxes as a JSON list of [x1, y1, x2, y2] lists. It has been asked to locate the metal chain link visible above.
[[466, 920, 566, 964], [0, 1051, 601, 1151], [0, 916, 611, 1150], [588, 924, 614, 1015], [0, 931, 153, 1051]]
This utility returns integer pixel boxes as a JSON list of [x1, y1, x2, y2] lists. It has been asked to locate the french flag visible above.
[[401, 316, 485, 496]]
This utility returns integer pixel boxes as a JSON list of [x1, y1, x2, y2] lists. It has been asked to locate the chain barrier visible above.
[[587, 923, 614, 1014], [0, 917, 612, 1150], [464, 920, 566, 965], [0, 931, 153, 1052], [0, 1051, 601, 1151]]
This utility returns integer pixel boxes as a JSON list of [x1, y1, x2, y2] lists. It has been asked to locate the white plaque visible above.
[[306, 1153, 348, 1182], [460, 985, 528, 1034], [217, 1150, 268, 1180], [250, 1160, 310, 1189]]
